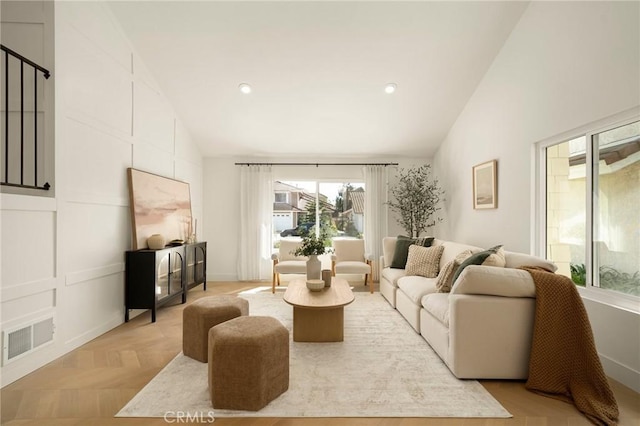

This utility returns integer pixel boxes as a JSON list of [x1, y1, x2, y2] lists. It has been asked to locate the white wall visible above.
[[1, 1, 203, 386], [203, 156, 428, 281], [432, 1, 640, 391]]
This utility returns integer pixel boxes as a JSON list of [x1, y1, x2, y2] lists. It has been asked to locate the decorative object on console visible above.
[[127, 168, 193, 250], [147, 234, 165, 250], [472, 160, 498, 209], [386, 164, 444, 237], [125, 241, 207, 323]]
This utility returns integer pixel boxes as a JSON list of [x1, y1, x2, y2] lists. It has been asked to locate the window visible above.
[[539, 114, 639, 310], [272, 180, 365, 247], [274, 192, 287, 203]]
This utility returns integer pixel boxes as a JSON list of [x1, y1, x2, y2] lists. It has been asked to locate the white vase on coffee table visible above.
[[306, 254, 321, 280]]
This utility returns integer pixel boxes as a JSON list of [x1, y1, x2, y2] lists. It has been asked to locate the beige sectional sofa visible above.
[[379, 236, 557, 379]]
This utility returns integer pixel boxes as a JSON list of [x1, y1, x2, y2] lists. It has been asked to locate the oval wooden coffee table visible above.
[[283, 277, 354, 342]]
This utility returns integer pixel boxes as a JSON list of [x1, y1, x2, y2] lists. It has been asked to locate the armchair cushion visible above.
[[390, 236, 435, 269], [274, 260, 307, 274], [332, 239, 366, 262], [278, 240, 307, 261], [335, 261, 371, 275]]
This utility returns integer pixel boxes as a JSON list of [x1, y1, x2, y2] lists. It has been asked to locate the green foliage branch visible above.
[[292, 230, 331, 256], [386, 164, 444, 238]]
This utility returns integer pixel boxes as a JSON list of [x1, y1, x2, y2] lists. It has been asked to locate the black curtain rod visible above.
[[234, 162, 398, 166]]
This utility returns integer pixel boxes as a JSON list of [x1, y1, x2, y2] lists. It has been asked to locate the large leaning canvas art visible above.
[[127, 168, 193, 250]]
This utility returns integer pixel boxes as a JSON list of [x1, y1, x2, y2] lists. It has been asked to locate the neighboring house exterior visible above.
[[273, 181, 306, 232], [272, 181, 337, 233], [342, 188, 365, 234]]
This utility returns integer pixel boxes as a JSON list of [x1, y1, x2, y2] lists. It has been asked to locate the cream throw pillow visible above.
[[405, 245, 444, 278], [436, 250, 473, 292], [483, 246, 506, 267]]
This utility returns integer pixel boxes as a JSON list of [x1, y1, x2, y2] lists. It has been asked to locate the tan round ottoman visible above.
[[182, 295, 249, 362], [208, 316, 289, 411]]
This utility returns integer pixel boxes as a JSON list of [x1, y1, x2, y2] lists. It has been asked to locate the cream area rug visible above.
[[117, 287, 511, 418]]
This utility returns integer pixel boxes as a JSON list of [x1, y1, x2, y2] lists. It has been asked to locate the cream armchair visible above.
[[271, 239, 307, 293], [331, 239, 374, 293]]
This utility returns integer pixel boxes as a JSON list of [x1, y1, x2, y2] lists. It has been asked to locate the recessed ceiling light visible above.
[[239, 83, 252, 94], [385, 83, 397, 94]]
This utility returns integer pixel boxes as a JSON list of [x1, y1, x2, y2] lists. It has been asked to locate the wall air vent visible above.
[[2, 316, 55, 365]]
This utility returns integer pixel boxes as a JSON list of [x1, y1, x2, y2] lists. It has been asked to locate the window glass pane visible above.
[[592, 121, 640, 296], [546, 137, 586, 284], [272, 181, 314, 245], [320, 182, 365, 241], [272, 180, 365, 251]]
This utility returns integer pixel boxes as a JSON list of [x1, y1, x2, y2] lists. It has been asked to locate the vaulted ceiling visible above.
[[108, 1, 529, 158]]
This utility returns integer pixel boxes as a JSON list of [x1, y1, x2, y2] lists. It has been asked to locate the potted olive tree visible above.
[[387, 164, 444, 238]]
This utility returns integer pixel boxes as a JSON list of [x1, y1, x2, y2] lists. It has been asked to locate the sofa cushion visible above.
[[452, 245, 502, 284], [405, 245, 444, 278], [438, 240, 483, 269], [382, 237, 398, 268], [381, 267, 406, 288], [436, 250, 473, 293], [390, 236, 434, 269], [483, 246, 506, 267], [451, 265, 536, 297], [421, 293, 450, 327], [397, 276, 438, 304], [504, 251, 557, 272]]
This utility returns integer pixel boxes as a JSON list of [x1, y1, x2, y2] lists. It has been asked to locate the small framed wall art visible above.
[[472, 160, 497, 209]]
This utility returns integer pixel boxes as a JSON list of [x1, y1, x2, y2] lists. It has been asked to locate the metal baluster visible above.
[[4, 50, 8, 184], [34, 67, 38, 187], [20, 60, 24, 185]]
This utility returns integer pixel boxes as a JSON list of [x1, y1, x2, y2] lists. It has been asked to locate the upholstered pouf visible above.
[[208, 316, 289, 411], [182, 296, 249, 362]]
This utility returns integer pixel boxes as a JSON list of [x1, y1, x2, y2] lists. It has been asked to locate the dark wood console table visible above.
[[125, 242, 207, 323]]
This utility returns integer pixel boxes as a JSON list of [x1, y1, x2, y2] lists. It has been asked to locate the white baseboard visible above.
[[600, 353, 640, 393], [208, 273, 239, 281]]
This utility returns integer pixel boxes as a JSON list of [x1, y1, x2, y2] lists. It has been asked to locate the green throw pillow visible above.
[[390, 235, 435, 269], [451, 245, 503, 284]]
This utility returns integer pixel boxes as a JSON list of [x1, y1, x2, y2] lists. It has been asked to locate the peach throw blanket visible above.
[[521, 266, 619, 426]]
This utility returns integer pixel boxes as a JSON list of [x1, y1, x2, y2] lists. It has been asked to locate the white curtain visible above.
[[238, 165, 273, 281], [364, 165, 388, 282]]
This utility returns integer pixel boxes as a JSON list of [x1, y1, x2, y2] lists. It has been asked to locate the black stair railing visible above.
[[1, 44, 51, 191]]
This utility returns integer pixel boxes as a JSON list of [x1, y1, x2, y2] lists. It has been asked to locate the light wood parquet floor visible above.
[[2, 282, 639, 426]]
